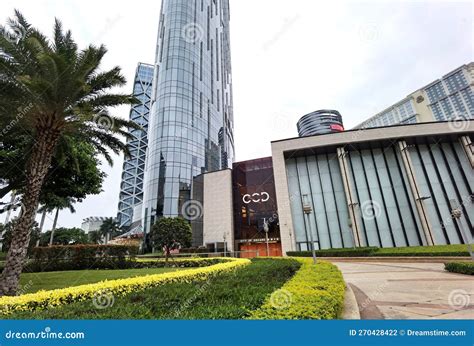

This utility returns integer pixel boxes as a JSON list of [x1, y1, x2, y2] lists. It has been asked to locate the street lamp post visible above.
[[223, 232, 227, 257], [450, 200, 474, 261], [302, 194, 317, 264], [263, 218, 270, 257]]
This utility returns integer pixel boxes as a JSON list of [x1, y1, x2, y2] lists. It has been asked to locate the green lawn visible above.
[[18, 267, 182, 294], [9, 259, 301, 319]]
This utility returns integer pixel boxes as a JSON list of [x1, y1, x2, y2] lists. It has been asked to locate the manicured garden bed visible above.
[[4, 258, 300, 319], [444, 261, 474, 275], [19, 267, 183, 294], [0, 258, 249, 316], [288, 244, 470, 257]]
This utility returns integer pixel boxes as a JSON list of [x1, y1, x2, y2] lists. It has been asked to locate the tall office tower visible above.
[[117, 63, 154, 229], [355, 62, 474, 129], [141, 0, 234, 233]]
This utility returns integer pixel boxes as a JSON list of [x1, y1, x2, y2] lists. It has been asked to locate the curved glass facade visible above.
[[297, 109, 344, 137], [142, 0, 234, 231]]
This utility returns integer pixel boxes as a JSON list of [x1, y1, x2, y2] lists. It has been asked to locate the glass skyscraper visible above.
[[117, 63, 154, 229], [141, 0, 234, 232]]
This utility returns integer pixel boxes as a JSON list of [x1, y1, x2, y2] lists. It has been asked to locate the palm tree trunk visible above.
[[0, 130, 59, 296], [36, 209, 47, 247], [49, 208, 59, 246]]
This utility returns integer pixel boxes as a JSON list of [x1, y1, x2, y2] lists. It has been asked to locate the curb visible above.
[[324, 256, 471, 263], [341, 283, 360, 320]]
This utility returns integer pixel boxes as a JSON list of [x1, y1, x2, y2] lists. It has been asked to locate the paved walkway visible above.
[[333, 261, 474, 319]]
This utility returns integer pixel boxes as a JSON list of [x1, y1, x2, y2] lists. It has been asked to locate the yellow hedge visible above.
[[0, 258, 250, 315], [248, 258, 345, 319]]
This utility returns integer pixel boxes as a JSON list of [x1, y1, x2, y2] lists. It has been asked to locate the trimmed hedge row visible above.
[[248, 258, 345, 319], [135, 258, 229, 268], [287, 247, 377, 257], [287, 244, 470, 257], [25, 244, 138, 272], [444, 261, 474, 275], [375, 244, 470, 257]]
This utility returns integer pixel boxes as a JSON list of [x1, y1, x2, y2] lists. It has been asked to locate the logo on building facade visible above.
[[242, 192, 270, 204]]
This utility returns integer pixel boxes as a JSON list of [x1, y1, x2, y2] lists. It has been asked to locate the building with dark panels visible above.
[[117, 63, 154, 229], [141, 0, 235, 234], [232, 157, 281, 257], [297, 109, 344, 137]]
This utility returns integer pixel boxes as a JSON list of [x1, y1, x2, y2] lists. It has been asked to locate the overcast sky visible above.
[[0, 0, 472, 229]]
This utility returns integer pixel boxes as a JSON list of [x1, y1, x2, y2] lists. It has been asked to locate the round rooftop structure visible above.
[[297, 109, 344, 137]]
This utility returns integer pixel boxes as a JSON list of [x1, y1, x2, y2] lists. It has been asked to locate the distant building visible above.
[[355, 62, 474, 129], [297, 110, 344, 137], [116, 63, 154, 229], [81, 217, 109, 234]]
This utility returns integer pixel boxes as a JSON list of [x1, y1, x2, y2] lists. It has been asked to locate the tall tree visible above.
[[150, 217, 192, 264], [0, 11, 138, 295], [99, 217, 121, 244], [39, 227, 88, 246]]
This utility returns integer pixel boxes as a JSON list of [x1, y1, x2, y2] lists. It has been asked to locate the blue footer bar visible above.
[[0, 320, 472, 346]]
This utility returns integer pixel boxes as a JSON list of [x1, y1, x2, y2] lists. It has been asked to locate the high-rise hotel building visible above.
[[117, 63, 154, 229], [140, 0, 234, 232], [356, 62, 474, 129]]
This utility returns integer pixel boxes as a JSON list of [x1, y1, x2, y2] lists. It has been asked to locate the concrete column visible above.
[[460, 136, 474, 168], [398, 141, 434, 245], [337, 147, 362, 247], [271, 150, 295, 255]]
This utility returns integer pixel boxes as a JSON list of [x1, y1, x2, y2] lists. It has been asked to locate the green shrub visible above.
[[287, 247, 377, 257], [444, 261, 474, 275], [25, 244, 138, 272], [248, 258, 345, 320], [287, 244, 470, 257], [374, 244, 470, 257]]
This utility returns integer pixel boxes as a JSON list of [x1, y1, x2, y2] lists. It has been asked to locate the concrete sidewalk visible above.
[[333, 261, 474, 319]]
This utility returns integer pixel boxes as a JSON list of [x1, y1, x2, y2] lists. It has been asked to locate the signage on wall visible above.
[[242, 192, 270, 204]]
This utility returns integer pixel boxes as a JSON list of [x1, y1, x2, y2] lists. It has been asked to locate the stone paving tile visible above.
[[333, 261, 474, 320]]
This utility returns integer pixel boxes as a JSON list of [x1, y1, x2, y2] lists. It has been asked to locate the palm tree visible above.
[[0, 11, 139, 295], [99, 217, 121, 244]]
